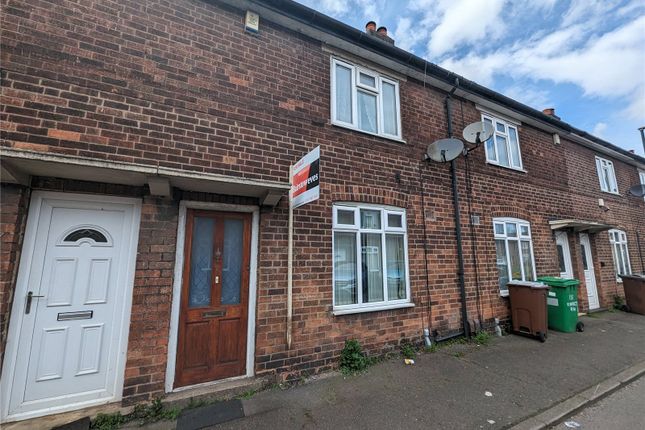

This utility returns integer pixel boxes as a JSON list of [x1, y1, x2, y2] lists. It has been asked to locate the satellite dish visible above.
[[628, 184, 645, 197], [426, 138, 464, 162], [463, 121, 494, 144]]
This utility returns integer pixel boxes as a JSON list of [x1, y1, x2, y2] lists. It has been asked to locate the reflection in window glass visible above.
[[386, 235, 406, 300], [361, 233, 383, 303], [189, 217, 214, 308], [581, 245, 588, 270], [360, 209, 381, 229], [221, 219, 243, 305], [358, 91, 377, 133], [387, 213, 402, 228], [335, 64, 352, 123], [496, 240, 509, 292], [557, 245, 566, 273], [334, 232, 357, 305], [521, 240, 534, 281], [337, 209, 355, 225], [382, 82, 397, 135]]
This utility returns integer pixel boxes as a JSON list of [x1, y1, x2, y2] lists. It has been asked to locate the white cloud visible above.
[[317, 0, 348, 15], [439, 15, 645, 122], [502, 85, 552, 110], [593, 122, 608, 137], [561, 0, 621, 27], [393, 16, 429, 51], [426, 0, 505, 57]]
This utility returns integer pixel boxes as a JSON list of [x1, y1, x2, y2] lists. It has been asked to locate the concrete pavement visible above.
[[208, 311, 645, 430]]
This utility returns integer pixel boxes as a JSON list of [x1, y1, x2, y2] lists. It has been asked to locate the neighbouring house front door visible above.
[[579, 233, 600, 310], [2, 193, 140, 421], [175, 210, 251, 388]]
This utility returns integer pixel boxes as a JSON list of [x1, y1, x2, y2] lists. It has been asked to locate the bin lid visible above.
[[537, 276, 580, 287], [507, 280, 550, 289]]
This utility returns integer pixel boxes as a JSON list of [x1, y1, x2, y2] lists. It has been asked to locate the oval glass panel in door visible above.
[[189, 217, 215, 307], [221, 219, 243, 305]]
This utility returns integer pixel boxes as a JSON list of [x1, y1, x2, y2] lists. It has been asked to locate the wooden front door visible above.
[[175, 210, 251, 388]]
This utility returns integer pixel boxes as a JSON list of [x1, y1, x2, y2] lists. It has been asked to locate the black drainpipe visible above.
[[445, 89, 471, 339]]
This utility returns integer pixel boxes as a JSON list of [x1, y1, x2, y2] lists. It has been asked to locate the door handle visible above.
[[26, 291, 45, 314]]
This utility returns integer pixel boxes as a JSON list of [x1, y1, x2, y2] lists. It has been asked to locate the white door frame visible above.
[[579, 233, 600, 310], [165, 201, 259, 393], [0, 191, 141, 422]]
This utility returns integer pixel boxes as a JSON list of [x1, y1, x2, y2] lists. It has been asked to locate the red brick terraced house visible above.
[[1, 0, 644, 423]]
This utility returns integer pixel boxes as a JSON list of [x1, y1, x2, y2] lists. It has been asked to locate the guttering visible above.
[[235, 0, 645, 166]]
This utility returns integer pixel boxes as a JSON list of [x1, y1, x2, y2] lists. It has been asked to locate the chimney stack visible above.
[[372, 25, 394, 45], [542, 108, 560, 120]]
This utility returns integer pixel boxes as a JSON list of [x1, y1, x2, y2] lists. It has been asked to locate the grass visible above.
[[473, 331, 492, 346], [236, 388, 260, 400], [90, 398, 180, 430], [400, 342, 417, 359]]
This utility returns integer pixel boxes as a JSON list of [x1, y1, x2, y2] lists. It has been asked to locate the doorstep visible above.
[[163, 375, 274, 410], [2, 376, 272, 430], [1, 402, 131, 430]]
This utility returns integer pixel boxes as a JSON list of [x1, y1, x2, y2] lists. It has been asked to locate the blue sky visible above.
[[295, 0, 645, 156]]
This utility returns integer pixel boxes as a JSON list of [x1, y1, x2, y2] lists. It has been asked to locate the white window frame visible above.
[[595, 156, 619, 194], [492, 217, 537, 297], [639, 170, 645, 201], [332, 204, 412, 315], [331, 58, 403, 141], [608, 229, 631, 280], [482, 114, 524, 171]]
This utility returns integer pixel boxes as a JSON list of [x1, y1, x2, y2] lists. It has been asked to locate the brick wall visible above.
[[1, 0, 643, 405], [0, 183, 30, 369]]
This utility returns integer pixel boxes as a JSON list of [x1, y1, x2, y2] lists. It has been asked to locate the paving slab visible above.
[[210, 311, 645, 430]]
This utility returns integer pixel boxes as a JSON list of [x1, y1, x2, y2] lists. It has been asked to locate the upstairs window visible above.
[[640, 170, 645, 201], [482, 115, 523, 170], [493, 218, 536, 296], [609, 229, 631, 279], [595, 156, 618, 194], [331, 58, 401, 140]]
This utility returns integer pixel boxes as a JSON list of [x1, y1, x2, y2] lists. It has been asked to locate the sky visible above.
[[295, 0, 645, 156]]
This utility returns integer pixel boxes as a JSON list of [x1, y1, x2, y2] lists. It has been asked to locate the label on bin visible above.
[[548, 292, 556, 297], [547, 298, 559, 306]]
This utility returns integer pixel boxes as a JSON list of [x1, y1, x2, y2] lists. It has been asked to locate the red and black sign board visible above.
[[290, 146, 320, 208]]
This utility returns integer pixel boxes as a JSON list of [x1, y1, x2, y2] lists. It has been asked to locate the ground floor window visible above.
[[493, 218, 536, 296], [333, 204, 410, 312], [609, 229, 631, 278]]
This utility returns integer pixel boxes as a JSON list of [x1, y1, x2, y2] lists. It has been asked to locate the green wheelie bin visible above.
[[538, 277, 584, 333]]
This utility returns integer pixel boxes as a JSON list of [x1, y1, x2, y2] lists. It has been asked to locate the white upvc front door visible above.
[[1, 192, 141, 422], [579, 233, 600, 310]]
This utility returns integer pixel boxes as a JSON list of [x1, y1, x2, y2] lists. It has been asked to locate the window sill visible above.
[[600, 190, 621, 196], [486, 161, 527, 173], [333, 302, 414, 316], [331, 122, 406, 144]]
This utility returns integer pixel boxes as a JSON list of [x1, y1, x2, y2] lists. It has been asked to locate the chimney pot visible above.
[[629, 149, 635, 153], [365, 21, 376, 33], [542, 108, 560, 120], [377, 26, 387, 36]]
